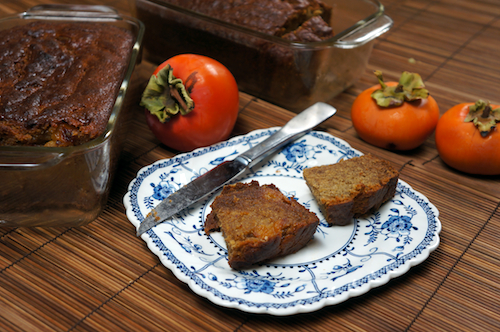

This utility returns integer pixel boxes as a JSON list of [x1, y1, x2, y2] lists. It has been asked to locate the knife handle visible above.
[[238, 102, 337, 168]]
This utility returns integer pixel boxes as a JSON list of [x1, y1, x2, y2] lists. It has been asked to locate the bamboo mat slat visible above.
[[1, 0, 500, 331]]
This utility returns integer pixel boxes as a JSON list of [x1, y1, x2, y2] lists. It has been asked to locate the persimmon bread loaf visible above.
[[0, 21, 133, 147], [159, 0, 334, 42], [303, 154, 399, 226], [205, 180, 319, 270]]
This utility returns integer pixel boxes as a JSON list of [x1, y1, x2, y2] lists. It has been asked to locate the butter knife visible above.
[[137, 102, 336, 236]]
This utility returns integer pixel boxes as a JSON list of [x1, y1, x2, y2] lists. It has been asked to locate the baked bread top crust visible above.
[[0, 22, 133, 147], [161, 0, 334, 42]]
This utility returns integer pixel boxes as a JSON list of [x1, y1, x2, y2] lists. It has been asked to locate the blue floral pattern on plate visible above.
[[124, 128, 441, 315]]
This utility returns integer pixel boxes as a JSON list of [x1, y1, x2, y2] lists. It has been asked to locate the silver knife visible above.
[[137, 102, 337, 236]]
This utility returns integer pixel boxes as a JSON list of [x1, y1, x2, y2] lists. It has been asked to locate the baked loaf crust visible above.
[[0, 22, 133, 147], [161, 0, 334, 42], [303, 154, 399, 226], [205, 180, 319, 270]]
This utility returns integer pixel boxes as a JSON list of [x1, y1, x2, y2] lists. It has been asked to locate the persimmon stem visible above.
[[482, 105, 491, 118], [464, 100, 500, 137], [374, 70, 388, 89], [370, 71, 429, 108], [140, 65, 195, 123], [170, 86, 189, 112]]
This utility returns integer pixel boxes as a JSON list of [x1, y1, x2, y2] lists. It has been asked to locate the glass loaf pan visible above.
[[130, 0, 392, 112], [0, 5, 144, 227]]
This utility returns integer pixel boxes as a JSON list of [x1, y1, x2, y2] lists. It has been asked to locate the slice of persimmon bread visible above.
[[204, 180, 319, 270], [303, 154, 399, 226]]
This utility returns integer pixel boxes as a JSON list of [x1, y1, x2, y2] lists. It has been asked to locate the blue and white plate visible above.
[[124, 128, 441, 315]]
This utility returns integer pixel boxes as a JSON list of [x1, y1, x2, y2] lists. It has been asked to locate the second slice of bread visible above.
[[303, 154, 399, 226]]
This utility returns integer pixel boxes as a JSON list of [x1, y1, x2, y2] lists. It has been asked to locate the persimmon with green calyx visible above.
[[351, 70, 440, 150], [141, 54, 239, 152], [435, 100, 500, 175]]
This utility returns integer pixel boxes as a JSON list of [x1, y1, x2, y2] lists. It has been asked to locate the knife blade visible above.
[[137, 102, 337, 236]]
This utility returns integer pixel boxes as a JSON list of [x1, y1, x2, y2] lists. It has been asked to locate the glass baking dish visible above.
[[130, 0, 392, 112], [0, 5, 144, 227]]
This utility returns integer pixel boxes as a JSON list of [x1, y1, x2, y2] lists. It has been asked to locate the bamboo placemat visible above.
[[1, 0, 500, 331]]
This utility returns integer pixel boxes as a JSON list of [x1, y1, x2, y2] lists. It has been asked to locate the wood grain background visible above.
[[1, 0, 500, 331]]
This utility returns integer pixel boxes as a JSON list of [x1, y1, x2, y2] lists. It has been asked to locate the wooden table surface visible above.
[[1, 0, 500, 331]]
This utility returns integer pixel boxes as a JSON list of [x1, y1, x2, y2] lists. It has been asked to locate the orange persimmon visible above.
[[141, 54, 239, 152], [435, 100, 500, 175], [351, 71, 440, 150]]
